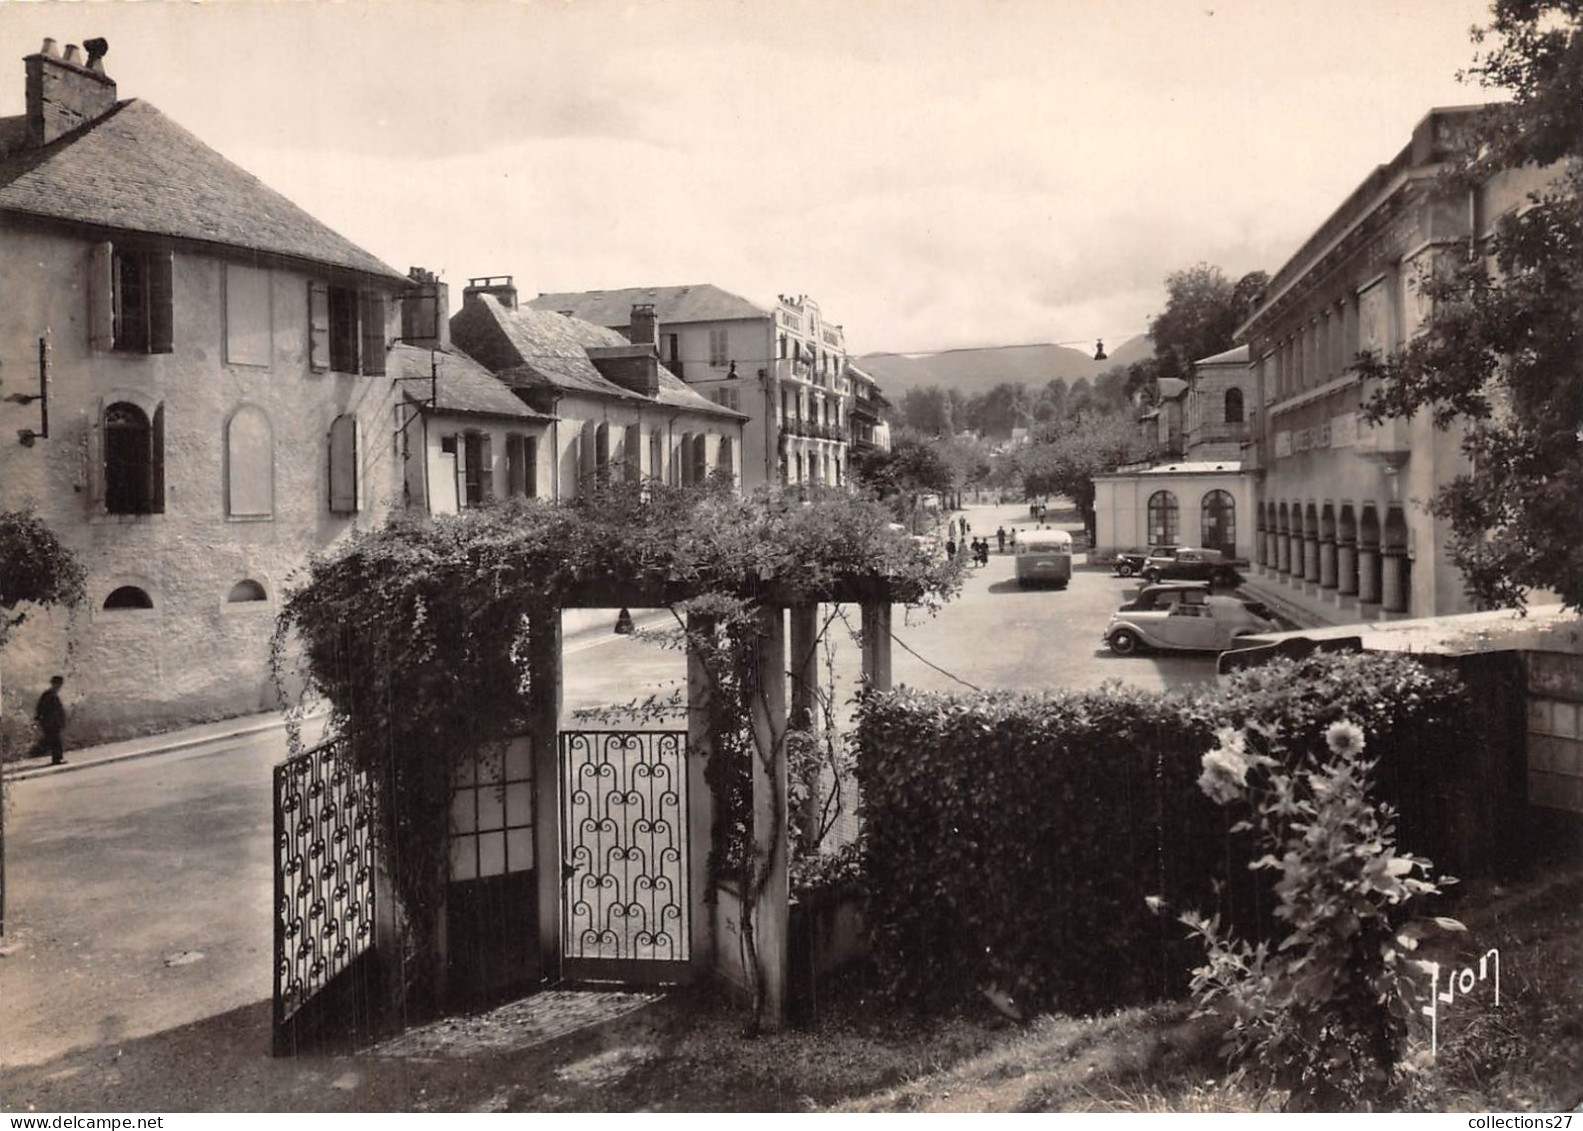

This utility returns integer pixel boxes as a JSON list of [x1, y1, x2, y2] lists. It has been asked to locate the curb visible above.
[[5, 714, 318, 783]]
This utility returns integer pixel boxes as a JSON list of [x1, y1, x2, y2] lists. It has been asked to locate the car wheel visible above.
[[1108, 628, 1142, 655], [1117, 562, 1136, 578]]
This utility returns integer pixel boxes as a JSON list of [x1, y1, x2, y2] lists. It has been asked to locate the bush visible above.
[[852, 652, 1467, 1017]]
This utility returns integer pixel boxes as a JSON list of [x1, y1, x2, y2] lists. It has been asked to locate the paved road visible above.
[[0, 502, 1218, 1073]]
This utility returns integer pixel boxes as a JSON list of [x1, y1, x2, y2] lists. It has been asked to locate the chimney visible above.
[[627, 303, 658, 349], [401, 267, 450, 350], [25, 37, 117, 148], [462, 275, 517, 310], [586, 345, 659, 399]]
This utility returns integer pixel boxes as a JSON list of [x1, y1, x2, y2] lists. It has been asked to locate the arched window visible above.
[[716, 435, 734, 481], [1224, 387, 1245, 424], [1201, 490, 1235, 556], [104, 401, 163, 514], [1147, 490, 1179, 546], [104, 585, 153, 610], [226, 405, 274, 518], [227, 579, 267, 603], [690, 433, 708, 484]]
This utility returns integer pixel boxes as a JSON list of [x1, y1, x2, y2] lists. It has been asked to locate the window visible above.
[[712, 386, 740, 411], [449, 737, 534, 882], [226, 405, 274, 518], [225, 265, 271, 366], [623, 424, 641, 483], [1147, 490, 1179, 546], [103, 585, 153, 610], [717, 435, 734, 480], [1224, 387, 1245, 424], [779, 334, 788, 360], [709, 329, 729, 368], [329, 414, 359, 513], [308, 281, 387, 375], [1201, 490, 1235, 557], [505, 433, 537, 497], [462, 432, 492, 506], [595, 422, 611, 485], [90, 243, 174, 354], [227, 579, 267, 603], [103, 401, 163, 515]]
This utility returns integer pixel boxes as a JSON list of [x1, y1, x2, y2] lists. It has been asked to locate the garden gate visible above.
[[559, 729, 691, 984], [271, 738, 381, 1055]]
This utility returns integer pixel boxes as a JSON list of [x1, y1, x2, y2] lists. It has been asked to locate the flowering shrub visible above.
[[1182, 719, 1462, 1111]]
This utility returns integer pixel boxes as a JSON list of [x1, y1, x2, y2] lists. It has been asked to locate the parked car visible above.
[[1117, 580, 1211, 612], [1140, 546, 1243, 588], [1103, 594, 1278, 655], [1114, 546, 1179, 578]]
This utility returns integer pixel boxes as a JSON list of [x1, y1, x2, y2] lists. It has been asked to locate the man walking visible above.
[[30, 675, 68, 766]]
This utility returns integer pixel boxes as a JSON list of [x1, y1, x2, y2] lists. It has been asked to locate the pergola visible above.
[[522, 577, 901, 1025]]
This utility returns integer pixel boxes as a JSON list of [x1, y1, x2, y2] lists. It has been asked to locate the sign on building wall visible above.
[[1275, 430, 1292, 458], [1402, 252, 1434, 340], [1331, 412, 1357, 448]]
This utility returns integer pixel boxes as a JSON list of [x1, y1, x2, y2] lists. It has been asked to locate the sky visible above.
[[0, 0, 1503, 355]]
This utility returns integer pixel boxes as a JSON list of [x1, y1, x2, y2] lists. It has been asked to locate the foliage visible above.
[[1357, 2, 1583, 611], [1146, 264, 1269, 383], [274, 479, 959, 1014], [851, 652, 1467, 1018], [0, 508, 86, 649], [1181, 720, 1460, 1111], [1012, 410, 1144, 535]]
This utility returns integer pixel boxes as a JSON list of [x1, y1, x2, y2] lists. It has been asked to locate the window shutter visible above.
[[308, 281, 330, 372], [88, 243, 115, 350], [525, 436, 538, 498], [580, 421, 597, 482], [359, 292, 387, 376], [477, 433, 494, 500], [87, 397, 105, 510], [149, 403, 166, 514], [329, 415, 358, 513], [148, 251, 175, 354], [452, 432, 467, 505]]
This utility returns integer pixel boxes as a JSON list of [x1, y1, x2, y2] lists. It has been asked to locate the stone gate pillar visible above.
[[749, 604, 789, 1028]]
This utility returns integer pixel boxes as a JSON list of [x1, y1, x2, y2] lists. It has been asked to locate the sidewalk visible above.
[[3, 611, 669, 784]]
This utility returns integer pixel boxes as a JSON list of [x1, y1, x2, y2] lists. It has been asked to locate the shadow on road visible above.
[[1086, 647, 1222, 692]]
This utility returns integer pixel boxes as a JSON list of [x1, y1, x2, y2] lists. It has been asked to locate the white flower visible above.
[[1325, 719, 1367, 758]]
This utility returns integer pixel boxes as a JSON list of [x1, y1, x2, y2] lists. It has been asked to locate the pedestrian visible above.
[[1009, 528, 1017, 549], [997, 527, 1006, 553], [946, 538, 957, 561], [30, 674, 68, 766], [963, 519, 971, 535], [975, 538, 989, 567]]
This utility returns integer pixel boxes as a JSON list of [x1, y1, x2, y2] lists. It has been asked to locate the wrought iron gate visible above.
[[272, 738, 381, 1054], [560, 730, 690, 983]]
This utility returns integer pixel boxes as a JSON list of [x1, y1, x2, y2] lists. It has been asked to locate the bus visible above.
[[1014, 528, 1073, 588]]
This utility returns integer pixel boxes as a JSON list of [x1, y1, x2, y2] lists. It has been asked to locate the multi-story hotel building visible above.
[[1238, 105, 1557, 622], [527, 286, 857, 491]]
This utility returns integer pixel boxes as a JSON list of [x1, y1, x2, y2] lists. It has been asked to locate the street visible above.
[[0, 502, 1218, 1076]]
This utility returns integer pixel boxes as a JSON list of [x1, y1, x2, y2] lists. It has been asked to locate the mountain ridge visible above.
[[856, 334, 1154, 402]]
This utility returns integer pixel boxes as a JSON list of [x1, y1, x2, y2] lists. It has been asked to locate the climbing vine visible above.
[[272, 478, 959, 1018], [0, 508, 86, 651]]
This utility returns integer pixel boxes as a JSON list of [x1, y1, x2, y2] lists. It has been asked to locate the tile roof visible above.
[[0, 101, 403, 281], [1196, 344, 1250, 366], [392, 344, 550, 422], [527, 284, 771, 327], [453, 296, 745, 421]]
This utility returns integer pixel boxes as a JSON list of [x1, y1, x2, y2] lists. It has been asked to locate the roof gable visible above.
[[0, 101, 402, 280], [528, 284, 770, 328]]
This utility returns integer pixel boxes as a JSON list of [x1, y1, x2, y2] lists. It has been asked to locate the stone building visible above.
[[1183, 345, 1252, 462], [526, 285, 857, 491], [450, 279, 747, 499], [1238, 104, 1558, 622], [0, 38, 411, 743]]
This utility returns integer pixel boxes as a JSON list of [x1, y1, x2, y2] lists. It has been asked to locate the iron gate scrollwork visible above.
[[272, 738, 380, 1054], [561, 730, 689, 976]]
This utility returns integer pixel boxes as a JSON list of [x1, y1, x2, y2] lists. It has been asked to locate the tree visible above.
[[1016, 411, 1145, 540], [964, 382, 1030, 438], [0, 510, 86, 650], [1148, 264, 1269, 381], [1358, 1, 1583, 611]]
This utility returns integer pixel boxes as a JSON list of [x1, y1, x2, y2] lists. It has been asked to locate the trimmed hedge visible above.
[[852, 651, 1469, 1016]]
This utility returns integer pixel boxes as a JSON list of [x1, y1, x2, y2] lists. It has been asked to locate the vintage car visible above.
[[1117, 580, 1211, 612], [1140, 546, 1243, 588], [1114, 546, 1178, 578], [1104, 594, 1278, 655]]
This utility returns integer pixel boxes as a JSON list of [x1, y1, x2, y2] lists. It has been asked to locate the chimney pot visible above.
[[62, 44, 82, 65], [41, 38, 59, 57]]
